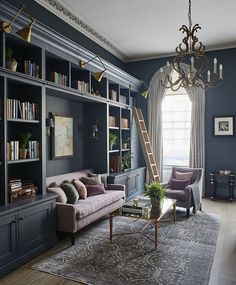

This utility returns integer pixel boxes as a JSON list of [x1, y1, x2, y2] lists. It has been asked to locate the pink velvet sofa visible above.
[[46, 169, 125, 245]]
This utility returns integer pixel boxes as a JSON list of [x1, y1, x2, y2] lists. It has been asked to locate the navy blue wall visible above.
[[127, 48, 236, 197], [7, 0, 126, 70]]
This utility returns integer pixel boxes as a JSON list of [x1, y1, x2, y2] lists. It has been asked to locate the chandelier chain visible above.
[[188, 0, 192, 29]]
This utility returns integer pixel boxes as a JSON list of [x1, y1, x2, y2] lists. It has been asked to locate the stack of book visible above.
[[9, 177, 38, 203], [7, 99, 39, 120], [49, 71, 67, 86], [7, 140, 39, 161], [77, 80, 89, 93], [122, 200, 149, 215], [24, 60, 40, 78]]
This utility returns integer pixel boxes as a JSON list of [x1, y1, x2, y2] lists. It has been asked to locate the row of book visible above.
[[76, 80, 89, 93], [9, 177, 38, 203], [7, 99, 39, 120], [49, 71, 68, 86], [23, 60, 40, 78], [7, 140, 40, 161]]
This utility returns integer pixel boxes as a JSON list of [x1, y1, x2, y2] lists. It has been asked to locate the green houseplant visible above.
[[122, 152, 133, 171], [122, 137, 130, 149], [19, 131, 32, 159], [144, 182, 166, 213], [109, 133, 117, 150], [6, 47, 17, 71]]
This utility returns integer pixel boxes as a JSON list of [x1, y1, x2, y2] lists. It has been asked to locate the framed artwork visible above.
[[51, 113, 73, 159], [213, 116, 234, 136]]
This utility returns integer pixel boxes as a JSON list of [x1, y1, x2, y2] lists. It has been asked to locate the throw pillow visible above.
[[88, 172, 108, 189], [169, 178, 190, 190], [73, 179, 87, 199], [61, 182, 79, 204], [85, 183, 106, 197], [175, 171, 193, 181], [47, 184, 67, 204], [80, 175, 101, 185]]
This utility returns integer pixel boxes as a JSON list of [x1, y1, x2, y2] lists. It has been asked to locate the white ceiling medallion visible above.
[[35, 0, 126, 61]]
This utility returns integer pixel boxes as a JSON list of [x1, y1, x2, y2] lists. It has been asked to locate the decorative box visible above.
[[119, 95, 127, 104], [121, 118, 129, 129], [109, 116, 116, 127]]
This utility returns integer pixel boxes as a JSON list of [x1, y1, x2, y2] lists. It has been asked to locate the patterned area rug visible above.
[[33, 211, 220, 285]]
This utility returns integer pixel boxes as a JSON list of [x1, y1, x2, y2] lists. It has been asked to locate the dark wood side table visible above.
[[209, 173, 235, 201]]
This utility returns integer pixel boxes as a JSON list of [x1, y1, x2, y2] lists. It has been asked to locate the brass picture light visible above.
[[140, 80, 149, 98], [80, 55, 106, 82], [1, 4, 36, 43]]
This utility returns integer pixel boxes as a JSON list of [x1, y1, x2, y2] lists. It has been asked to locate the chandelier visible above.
[[160, 0, 223, 91]]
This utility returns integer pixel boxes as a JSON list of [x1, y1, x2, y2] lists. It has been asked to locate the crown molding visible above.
[[0, 1, 141, 91], [34, 0, 128, 61]]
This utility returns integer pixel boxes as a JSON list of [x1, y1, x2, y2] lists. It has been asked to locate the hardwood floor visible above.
[[1, 198, 236, 285]]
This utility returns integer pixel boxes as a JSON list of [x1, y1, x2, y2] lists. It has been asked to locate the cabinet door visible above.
[[137, 169, 145, 193], [0, 214, 17, 268], [127, 172, 138, 200], [18, 201, 54, 255]]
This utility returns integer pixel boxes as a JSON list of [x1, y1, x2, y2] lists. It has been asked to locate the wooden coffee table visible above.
[[109, 197, 176, 249]]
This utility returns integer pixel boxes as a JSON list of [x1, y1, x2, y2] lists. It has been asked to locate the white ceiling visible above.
[[45, 0, 236, 62]]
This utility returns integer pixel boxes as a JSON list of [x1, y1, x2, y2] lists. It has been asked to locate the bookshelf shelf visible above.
[[8, 158, 40, 164], [109, 127, 119, 130], [121, 149, 130, 152], [7, 119, 40, 124], [109, 150, 119, 153], [121, 128, 130, 131]]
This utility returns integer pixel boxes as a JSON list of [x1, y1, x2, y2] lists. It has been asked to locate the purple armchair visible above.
[[163, 167, 204, 218]]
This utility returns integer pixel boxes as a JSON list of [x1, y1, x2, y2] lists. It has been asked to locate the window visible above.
[[162, 71, 192, 181]]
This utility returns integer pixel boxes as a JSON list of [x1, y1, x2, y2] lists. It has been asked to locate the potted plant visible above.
[[6, 47, 17, 71], [122, 137, 130, 149], [109, 133, 117, 150], [19, 131, 32, 159], [144, 182, 166, 214], [122, 152, 133, 171]]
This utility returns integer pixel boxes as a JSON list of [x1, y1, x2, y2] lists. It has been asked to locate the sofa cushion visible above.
[[86, 183, 106, 197], [61, 182, 79, 204], [175, 171, 193, 181], [80, 176, 101, 185], [169, 178, 190, 190], [73, 179, 87, 199], [74, 190, 124, 219], [165, 189, 186, 201], [47, 186, 67, 203]]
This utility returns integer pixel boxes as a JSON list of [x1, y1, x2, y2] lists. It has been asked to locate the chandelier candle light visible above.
[[160, 0, 223, 91]]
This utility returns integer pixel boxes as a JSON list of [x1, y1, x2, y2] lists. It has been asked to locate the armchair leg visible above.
[[70, 233, 75, 246], [186, 208, 190, 218], [199, 203, 202, 211]]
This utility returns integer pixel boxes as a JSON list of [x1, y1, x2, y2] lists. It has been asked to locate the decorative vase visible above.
[[6, 61, 17, 72], [19, 149, 27, 159], [109, 143, 113, 150], [150, 198, 161, 216], [122, 143, 128, 149]]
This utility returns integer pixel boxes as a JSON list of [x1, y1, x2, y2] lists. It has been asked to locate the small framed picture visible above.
[[213, 116, 234, 136]]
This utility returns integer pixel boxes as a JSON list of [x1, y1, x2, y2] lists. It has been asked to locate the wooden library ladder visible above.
[[132, 107, 160, 183]]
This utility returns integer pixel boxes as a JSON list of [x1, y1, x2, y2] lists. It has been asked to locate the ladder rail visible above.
[[132, 107, 160, 183]]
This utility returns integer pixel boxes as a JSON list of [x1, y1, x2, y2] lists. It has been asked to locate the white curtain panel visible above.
[[180, 64, 205, 171], [148, 65, 172, 180]]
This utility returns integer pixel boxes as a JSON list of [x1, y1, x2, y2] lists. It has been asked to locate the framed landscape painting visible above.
[[51, 114, 73, 159], [213, 116, 234, 136]]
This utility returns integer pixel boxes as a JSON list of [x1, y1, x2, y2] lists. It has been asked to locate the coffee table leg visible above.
[[173, 202, 176, 224], [154, 221, 158, 250], [109, 213, 113, 242]]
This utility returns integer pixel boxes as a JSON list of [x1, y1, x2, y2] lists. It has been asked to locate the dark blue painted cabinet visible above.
[[0, 195, 56, 277]]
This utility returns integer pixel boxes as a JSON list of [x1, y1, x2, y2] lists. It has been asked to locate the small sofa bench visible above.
[[46, 169, 125, 245]]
